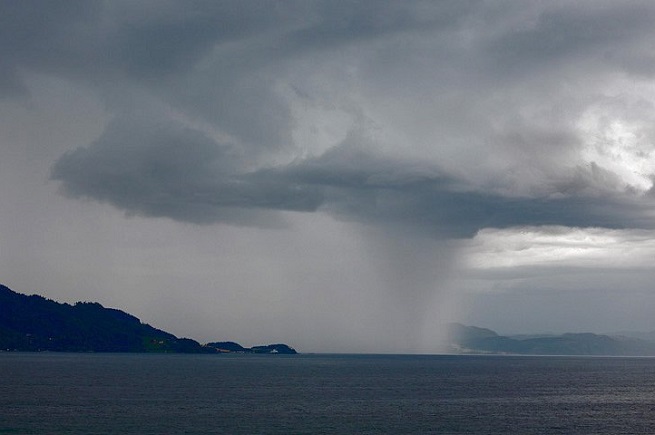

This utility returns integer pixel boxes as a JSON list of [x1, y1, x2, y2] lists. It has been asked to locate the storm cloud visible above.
[[29, 0, 654, 236], [3, 1, 655, 351]]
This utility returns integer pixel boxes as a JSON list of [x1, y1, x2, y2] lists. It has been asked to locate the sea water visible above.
[[2, 352, 655, 434]]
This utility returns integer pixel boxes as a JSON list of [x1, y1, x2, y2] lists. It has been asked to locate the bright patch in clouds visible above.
[[577, 83, 655, 193], [466, 226, 655, 270]]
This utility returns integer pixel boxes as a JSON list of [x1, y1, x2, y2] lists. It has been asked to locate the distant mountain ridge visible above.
[[0, 284, 296, 354], [448, 323, 655, 356]]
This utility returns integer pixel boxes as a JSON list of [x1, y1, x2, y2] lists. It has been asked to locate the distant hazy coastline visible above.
[[447, 323, 655, 356]]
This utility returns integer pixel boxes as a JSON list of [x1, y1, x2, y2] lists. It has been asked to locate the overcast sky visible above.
[[3, 1, 655, 353]]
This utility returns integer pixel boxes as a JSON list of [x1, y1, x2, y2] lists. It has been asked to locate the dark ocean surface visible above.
[[2, 352, 655, 434]]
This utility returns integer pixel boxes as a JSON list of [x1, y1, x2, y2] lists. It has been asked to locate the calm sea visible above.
[[2, 353, 655, 434]]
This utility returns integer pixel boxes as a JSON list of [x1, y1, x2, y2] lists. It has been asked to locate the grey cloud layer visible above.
[[51, 117, 324, 227], [5, 1, 655, 235], [52, 124, 654, 237]]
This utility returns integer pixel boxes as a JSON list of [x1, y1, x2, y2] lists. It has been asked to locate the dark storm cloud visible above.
[[52, 117, 323, 226], [52, 124, 655, 237], [1, 0, 651, 236], [282, 154, 655, 238]]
